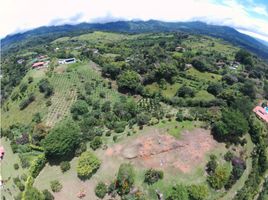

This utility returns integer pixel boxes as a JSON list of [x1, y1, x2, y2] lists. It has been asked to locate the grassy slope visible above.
[[0, 139, 28, 199]]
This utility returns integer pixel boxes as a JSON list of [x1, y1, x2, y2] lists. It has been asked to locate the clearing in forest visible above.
[[106, 128, 219, 173]]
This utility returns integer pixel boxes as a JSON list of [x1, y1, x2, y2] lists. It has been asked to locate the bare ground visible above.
[[106, 128, 218, 173]]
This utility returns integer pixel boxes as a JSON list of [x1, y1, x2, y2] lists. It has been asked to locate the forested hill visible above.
[[2, 20, 268, 59]]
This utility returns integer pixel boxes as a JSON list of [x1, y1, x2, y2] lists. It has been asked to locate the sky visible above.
[[1, 0, 268, 42]]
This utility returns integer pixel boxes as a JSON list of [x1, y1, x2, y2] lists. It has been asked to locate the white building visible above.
[[58, 58, 76, 64]]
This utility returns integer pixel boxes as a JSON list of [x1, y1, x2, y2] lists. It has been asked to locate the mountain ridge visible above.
[[2, 20, 268, 59]]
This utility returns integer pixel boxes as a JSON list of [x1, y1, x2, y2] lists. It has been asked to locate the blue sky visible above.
[[1, 0, 268, 42]]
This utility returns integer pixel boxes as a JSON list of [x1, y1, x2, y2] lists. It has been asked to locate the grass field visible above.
[[155, 119, 204, 138], [34, 119, 227, 200], [0, 138, 28, 200]]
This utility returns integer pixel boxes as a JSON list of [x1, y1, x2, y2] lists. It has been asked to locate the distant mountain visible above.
[[2, 20, 268, 59], [255, 38, 268, 47]]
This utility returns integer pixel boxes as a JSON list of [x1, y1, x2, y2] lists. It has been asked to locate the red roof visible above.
[[32, 62, 45, 68], [253, 106, 268, 123]]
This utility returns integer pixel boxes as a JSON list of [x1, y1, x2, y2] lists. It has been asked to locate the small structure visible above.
[[175, 46, 185, 52], [216, 61, 226, 69], [253, 106, 268, 124], [32, 62, 45, 69], [0, 146, 5, 160], [58, 58, 76, 65], [17, 59, 25, 64], [185, 63, 193, 70]]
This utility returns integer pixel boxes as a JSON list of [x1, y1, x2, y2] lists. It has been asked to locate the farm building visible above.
[[32, 62, 45, 69], [58, 58, 76, 64], [0, 146, 5, 160], [175, 46, 185, 52], [253, 106, 268, 124]]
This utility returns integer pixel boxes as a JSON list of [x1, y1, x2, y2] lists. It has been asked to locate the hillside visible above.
[[1, 31, 268, 200], [2, 20, 268, 59]]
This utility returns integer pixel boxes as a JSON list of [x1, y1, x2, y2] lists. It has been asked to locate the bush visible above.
[[116, 163, 135, 195], [29, 154, 46, 178], [208, 163, 232, 189], [77, 151, 101, 179], [60, 161, 70, 172], [43, 189, 54, 200], [19, 93, 35, 110], [176, 86, 195, 98], [24, 187, 44, 200], [38, 79, 54, 97], [14, 163, 20, 170], [90, 136, 103, 150], [144, 168, 164, 185], [95, 182, 107, 199], [166, 184, 189, 200], [70, 100, 89, 119], [50, 180, 62, 192], [188, 184, 209, 200]]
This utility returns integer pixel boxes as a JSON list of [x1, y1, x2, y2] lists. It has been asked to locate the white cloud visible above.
[[0, 0, 268, 42]]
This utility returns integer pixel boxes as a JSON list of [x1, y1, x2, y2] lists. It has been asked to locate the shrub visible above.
[[176, 86, 195, 98], [208, 163, 232, 189], [13, 177, 25, 191], [224, 151, 234, 162], [19, 93, 35, 110], [70, 100, 89, 119], [99, 92, 106, 98], [90, 136, 103, 150], [14, 163, 20, 170], [43, 189, 54, 200], [60, 161, 70, 172], [144, 168, 164, 185], [29, 154, 46, 178], [166, 184, 189, 200], [77, 151, 101, 179], [24, 187, 44, 200], [50, 180, 62, 192], [95, 182, 107, 199], [188, 184, 209, 200], [38, 79, 54, 97], [116, 163, 135, 195]]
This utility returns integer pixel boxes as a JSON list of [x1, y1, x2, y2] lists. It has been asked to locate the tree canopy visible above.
[[42, 120, 80, 160]]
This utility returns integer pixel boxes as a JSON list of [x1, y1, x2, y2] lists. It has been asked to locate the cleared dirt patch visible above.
[[106, 128, 218, 173]]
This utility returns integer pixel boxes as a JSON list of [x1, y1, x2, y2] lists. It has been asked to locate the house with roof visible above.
[[253, 105, 268, 124], [58, 58, 76, 64]]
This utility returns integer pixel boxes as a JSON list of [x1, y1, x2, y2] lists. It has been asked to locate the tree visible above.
[[136, 113, 150, 126], [70, 100, 89, 118], [212, 109, 249, 143], [176, 86, 195, 98], [95, 182, 107, 199], [24, 187, 44, 200], [144, 168, 164, 185], [208, 164, 232, 189], [42, 120, 80, 160], [188, 184, 209, 200], [191, 59, 208, 72], [235, 49, 253, 66], [38, 79, 54, 97], [207, 83, 223, 96], [240, 80, 256, 99], [154, 63, 178, 82], [264, 81, 268, 99], [166, 184, 189, 200], [77, 151, 101, 179], [117, 70, 141, 93], [43, 189, 54, 200], [116, 163, 135, 195]]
